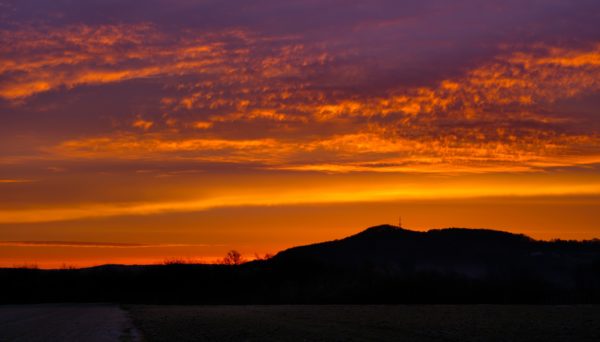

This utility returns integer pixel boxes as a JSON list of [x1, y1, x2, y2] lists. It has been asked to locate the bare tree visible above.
[[221, 250, 244, 265]]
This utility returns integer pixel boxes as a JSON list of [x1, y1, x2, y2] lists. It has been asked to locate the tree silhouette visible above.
[[221, 250, 244, 265]]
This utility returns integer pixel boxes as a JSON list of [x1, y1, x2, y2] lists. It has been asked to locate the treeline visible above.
[[1, 260, 599, 304], [1, 225, 600, 304]]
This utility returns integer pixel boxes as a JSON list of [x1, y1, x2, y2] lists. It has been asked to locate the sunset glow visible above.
[[1, 0, 600, 268]]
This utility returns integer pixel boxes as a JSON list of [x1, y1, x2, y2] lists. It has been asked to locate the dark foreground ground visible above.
[[0, 304, 140, 342], [1, 305, 599, 341], [128, 305, 600, 342]]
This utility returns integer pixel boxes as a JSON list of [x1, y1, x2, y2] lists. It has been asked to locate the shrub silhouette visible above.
[[254, 253, 274, 261]]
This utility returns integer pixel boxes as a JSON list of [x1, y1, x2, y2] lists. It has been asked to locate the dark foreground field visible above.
[[128, 305, 600, 342], [1, 304, 599, 341], [0, 304, 140, 342]]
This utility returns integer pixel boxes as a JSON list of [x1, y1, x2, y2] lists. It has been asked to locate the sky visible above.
[[1, 0, 600, 268]]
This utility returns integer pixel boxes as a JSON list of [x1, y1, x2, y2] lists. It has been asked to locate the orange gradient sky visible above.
[[1, 0, 600, 268]]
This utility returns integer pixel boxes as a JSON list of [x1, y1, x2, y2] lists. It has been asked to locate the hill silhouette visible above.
[[272, 225, 535, 275], [2, 225, 600, 304]]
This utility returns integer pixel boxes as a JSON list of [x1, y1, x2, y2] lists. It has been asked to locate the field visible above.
[[127, 305, 600, 342], [0, 304, 139, 342], [1, 304, 598, 341]]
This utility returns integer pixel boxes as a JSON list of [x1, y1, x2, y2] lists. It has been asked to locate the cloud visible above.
[[0, 23, 239, 100], [192, 121, 213, 130], [46, 129, 600, 173], [0, 241, 208, 248], [1, 176, 600, 223], [1, 0, 600, 227], [132, 117, 154, 130], [27, 42, 597, 174]]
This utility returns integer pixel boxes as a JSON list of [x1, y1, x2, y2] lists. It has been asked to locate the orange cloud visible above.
[[0, 241, 207, 248], [46, 129, 600, 174], [3, 23, 600, 175], [1, 173, 600, 224], [133, 117, 154, 130], [0, 24, 227, 99], [192, 121, 213, 129]]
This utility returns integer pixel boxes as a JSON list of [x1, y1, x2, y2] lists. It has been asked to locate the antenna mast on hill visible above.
[[398, 216, 402, 228]]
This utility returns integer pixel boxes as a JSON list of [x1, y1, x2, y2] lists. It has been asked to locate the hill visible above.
[[2, 225, 600, 304]]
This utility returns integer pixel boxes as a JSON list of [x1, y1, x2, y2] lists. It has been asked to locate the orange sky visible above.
[[1, 1, 600, 268]]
